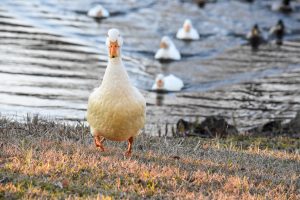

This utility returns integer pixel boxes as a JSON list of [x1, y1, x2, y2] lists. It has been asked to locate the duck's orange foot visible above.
[[94, 135, 105, 152], [124, 137, 134, 158], [124, 150, 132, 158], [97, 146, 105, 152]]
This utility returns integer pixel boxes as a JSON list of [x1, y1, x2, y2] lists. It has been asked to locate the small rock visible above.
[[285, 111, 300, 133], [54, 181, 63, 189], [176, 119, 192, 136], [171, 156, 180, 160], [261, 120, 283, 134], [0, 177, 10, 184], [248, 111, 300, 135], [198, 116, 238, 137], [138, 145, 143, 151], [248, 120, 283, 135], [176, 116, 238, 138]]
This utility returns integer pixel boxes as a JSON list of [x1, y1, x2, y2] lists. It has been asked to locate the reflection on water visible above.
[[155, 93, 165, 106], [0, 0, 300, 123]]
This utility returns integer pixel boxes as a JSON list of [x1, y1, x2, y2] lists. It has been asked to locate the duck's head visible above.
[[160, 36, 172, 49], [155, 74, 165, 89], [183, 19, 192, 33], [195, 0, 206, 8], [106, 28, 123, 58], [96, 5, 104, 16], [282, 0, 290, 6], [278, 19, 284, 27]]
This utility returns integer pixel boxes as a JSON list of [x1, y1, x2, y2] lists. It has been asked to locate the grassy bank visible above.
[[0, 116, 299, 199]]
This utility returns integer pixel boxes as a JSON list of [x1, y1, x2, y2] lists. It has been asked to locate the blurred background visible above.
[[1, 0, 300, 135]]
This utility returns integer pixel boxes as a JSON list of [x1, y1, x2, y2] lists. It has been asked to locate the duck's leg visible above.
[[94, 135, 105, 152], [125, 137, 133, 157]]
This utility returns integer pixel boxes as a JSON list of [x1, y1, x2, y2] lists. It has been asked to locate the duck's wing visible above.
[[176, 28, 185, 39], [269, 26, 277, 35], [132, 87, 146, 127], [164, 75, 184, 91], [246, 31, 252, 39], [151, 82, 158, 90]]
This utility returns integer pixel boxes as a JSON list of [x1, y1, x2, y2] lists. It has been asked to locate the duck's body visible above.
[[247, 24, 262, 50], [155, 36, 181, 60], [152, 74, 184, 92], [195, 0, 206, 8], [87, 5, 110, 18], [176, 19, 199, 40], [87, 58, 146, 141], [87, 29, 146, 156], [269, 19, 285, 45], [272, 0, 293, 12]]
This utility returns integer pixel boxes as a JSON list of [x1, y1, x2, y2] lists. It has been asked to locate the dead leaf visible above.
[[62, 179, 69, 188], [171, 156, 180, 160]]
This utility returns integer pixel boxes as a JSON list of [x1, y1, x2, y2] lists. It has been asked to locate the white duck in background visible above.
[[154, 36, 181, 60], [176, 19, 200, 40], [152, 74, 184, 92], [87, 5, 110, 18], [87, 28, 146, 157]]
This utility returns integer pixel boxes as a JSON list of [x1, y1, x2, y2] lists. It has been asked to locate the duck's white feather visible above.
[[176, 27, 199, 40], [87, 5, 110, 18], [87, 58, 146, 141], [155, 37, 181, 60], [152, 74, 184, 92], [154, 48, 181, 60], [246, 31, 252, 39]]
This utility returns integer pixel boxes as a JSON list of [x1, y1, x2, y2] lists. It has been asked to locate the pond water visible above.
[[1, 0, 300, 132]]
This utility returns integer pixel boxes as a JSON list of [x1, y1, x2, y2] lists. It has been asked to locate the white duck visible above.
[[152, 74, 184, 92], [87, 28, 146, 157], [176, 19, 200, 40], [154, 36, 181, 60], [87, 5, 110, 18]]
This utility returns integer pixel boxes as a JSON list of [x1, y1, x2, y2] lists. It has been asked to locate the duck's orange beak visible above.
[[109, 41, 119, 58], [184, 24, 191, 32], [157, 79, 164, 89], [160, 42, 168, 49]]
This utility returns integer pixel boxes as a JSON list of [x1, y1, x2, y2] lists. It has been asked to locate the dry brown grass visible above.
[[0, 115, 299, 199]]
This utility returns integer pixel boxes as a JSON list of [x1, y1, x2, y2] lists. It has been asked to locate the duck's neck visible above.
[[108, 56, 122, 66], [101, 56, 131, 87]]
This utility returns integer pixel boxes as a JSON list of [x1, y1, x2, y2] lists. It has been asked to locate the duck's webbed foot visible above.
[[94, 135, 105, 152], [125, 137, 133, 157]]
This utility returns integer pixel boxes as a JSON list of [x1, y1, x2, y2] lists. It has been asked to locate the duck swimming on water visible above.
[[272, 0, 293, 13], [269, 19, 285, 45], [247, 24, 262, 50], [86, 28, 146, 157], [176, 19, 200, 41], [155, 36, 181, 61], [87, 5, 110, 18], [152, 74, 184, 92]]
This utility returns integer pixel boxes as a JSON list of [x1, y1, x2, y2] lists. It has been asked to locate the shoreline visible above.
[[0, 116, 299, 199]]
